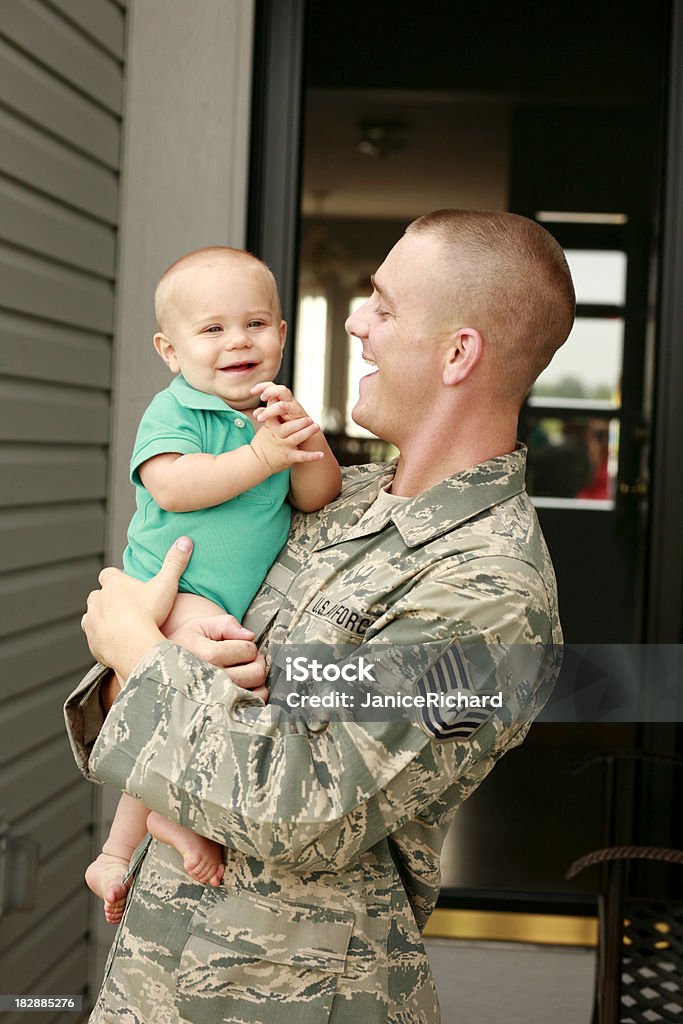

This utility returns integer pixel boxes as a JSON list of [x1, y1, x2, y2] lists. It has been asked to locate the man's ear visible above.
[[442, 327, 483, 386], [154, 332, 180, 373]]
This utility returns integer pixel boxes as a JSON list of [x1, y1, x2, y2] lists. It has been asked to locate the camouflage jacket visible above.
[[65, 448, 562, 1024]]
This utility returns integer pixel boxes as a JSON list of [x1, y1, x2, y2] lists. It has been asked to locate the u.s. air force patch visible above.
[[307, 594, 376, 638]]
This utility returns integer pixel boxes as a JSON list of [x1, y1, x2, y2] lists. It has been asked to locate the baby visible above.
[[85, 246, 342, 922]]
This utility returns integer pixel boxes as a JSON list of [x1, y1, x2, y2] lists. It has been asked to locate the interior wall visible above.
[[302, 91, 509, 220]]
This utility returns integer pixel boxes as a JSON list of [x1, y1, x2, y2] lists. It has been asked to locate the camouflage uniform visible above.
[[65, 447, 562, 1024]]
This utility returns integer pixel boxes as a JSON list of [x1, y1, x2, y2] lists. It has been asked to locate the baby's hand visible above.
[[250, 414, 323, 474], [251, 381, 309, 425], [252, 381, 341, 513]]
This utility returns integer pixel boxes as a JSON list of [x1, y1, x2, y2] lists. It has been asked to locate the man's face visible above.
[[157, 262, 286, 411], [345, 232, 453, 444]]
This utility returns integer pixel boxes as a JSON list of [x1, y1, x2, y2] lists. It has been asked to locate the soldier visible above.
[[68, 209, 574, 1023]]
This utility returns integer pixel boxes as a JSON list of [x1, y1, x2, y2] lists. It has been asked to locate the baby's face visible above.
[[156, 261, 286, 411]]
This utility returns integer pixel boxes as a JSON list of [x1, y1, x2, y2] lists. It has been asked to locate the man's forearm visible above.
[[100, 671, 122, 714], [101, 621, 165, 682], [86, 632, 557, 874]]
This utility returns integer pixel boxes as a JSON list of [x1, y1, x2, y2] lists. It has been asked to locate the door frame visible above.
[[247, 0, 308, 386], [646, 0, 683, 644]]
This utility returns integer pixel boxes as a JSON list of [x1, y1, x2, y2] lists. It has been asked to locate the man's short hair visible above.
[[406, 210, 575, 402], [154, 246, 281, 332]]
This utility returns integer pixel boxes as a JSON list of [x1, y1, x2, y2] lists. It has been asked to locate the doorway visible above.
[[249, 0, 674, 909]]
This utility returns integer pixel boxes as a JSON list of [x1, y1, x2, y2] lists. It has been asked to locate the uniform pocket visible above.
[[242, 561, 295, 643], [177, 887, 354, 1024]]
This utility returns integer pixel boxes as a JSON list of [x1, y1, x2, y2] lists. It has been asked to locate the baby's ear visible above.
[[154, 332, 180, 372], [278, 319, 287, 350]]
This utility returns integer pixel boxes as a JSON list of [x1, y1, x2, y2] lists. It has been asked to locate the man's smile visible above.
[[360, 353, 378, 379]]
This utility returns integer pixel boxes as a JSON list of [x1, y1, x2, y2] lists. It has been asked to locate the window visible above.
[[293, 294, 328, 426], [525, 220, 628, 508]]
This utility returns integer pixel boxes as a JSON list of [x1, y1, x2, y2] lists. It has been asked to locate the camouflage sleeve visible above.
[[63, 662, 111, 777], [83, 558, 559, 873]]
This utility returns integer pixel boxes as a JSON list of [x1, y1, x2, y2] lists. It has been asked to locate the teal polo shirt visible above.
[[122, 375, 291, 619]]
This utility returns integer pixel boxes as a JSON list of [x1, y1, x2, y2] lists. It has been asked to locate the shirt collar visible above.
[[326, 446, 528, 549], [169, 374, 249, 415]]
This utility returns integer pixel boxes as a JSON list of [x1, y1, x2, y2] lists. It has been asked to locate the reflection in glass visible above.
[[525, 414, 619, 506], [536, 211, 628, 226], [564, 250, 627, 306], [531, 317, 623, 405], [294, 295, 327, 427]]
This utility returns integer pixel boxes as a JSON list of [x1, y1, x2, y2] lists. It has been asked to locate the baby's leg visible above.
[[146, 811, 224, 887], [87, 593, 226, 916], [160, 590, 226, 636], [144, 590, 226, 887], [108, 593, 227, 692], [85, 792, 148, 924]]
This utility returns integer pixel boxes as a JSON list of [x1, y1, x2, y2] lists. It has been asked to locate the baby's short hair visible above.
[[407, 210, 575, 402], [154, 246, 281, 332]]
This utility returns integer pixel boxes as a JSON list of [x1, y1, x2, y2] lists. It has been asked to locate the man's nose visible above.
[[345, 304, 368, 338]]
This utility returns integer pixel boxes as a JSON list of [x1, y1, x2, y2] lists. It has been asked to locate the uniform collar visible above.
[[169, 374, 252, 416], [392, 445, 528, 546], [325, 446, 528, 550]]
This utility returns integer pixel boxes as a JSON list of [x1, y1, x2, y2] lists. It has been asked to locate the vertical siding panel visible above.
[[0, 0, 126, 1012]]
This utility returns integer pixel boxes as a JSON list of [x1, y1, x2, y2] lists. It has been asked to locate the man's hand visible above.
[[168, 614, 268, 702], [82, 537, 193, 680]]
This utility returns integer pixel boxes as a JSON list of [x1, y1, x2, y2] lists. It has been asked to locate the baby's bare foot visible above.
[[147, 811, 224, 887], [85, 853, 131, 924], [182, 842, 225, 887]]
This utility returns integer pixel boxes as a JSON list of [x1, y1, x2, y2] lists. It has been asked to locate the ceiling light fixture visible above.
[[357, 121, 407, 159]]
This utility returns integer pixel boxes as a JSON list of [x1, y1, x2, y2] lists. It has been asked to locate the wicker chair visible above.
[[567, 750, 683, 1023], [567, 843, 683, 1022]]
